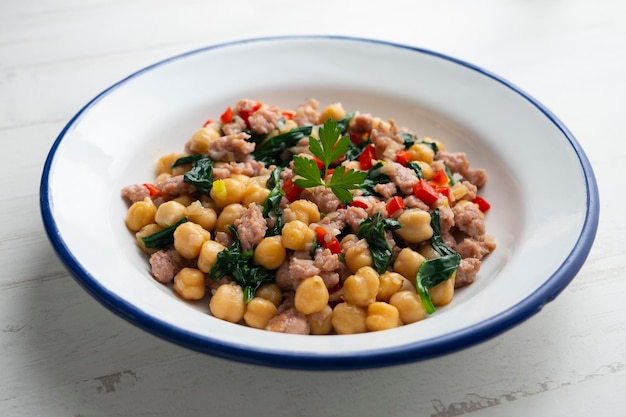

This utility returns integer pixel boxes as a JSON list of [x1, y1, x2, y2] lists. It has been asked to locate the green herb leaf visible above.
[[311, 118, 347, 168], [171, 154, 207, 168], [292, 156, 324, 189], [328, 165, 367, 203], [359, 162, 391, 196], [183, 157, 213, 195], [262, 168, 285, 236], [356, 212, 401, 274], [141, 217, 188, 249], [336, 112, 355, 133], [406, 161, 424, 179], [209, 225, 274, 303], [398, 132, 416, 148]]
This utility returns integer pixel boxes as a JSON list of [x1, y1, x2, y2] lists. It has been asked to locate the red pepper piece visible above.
[[239, 101, 262, 124], [281, 110, 295, 120], [282, 178, 303, 202], [472, 196, 491, 212], [358, 144, 377, 171], [385, 196, 405, 216], [431, 169, 449, 187], [349, 200, 369, 210], [349, 132, 361, 144], [314, 226, 328, 245], [325, 237, 342, 255], [436, 186, 451, 204], [143, 183, 161, 197], [220, 106, 234, 124], [313, 156, 325, 171], [202, 119, 213, 127], [395, 150, 411, 167], [413, 179, 439, 206]]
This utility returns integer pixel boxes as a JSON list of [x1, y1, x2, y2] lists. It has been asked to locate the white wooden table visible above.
[[2, 1, 625, 416]]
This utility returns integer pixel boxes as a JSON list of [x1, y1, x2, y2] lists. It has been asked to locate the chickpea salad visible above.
[[121, 99, 496, 335]]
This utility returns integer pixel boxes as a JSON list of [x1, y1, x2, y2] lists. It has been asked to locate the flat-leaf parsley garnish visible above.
[[293, 118, 367, 203]]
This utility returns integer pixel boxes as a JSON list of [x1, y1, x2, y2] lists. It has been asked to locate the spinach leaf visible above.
[[415, 208, 461, 313], [406, 161, 424, 179], [252, 126, 312, 166], [345, 140, 369, 161], [359, 162, 392, 196], [262, 167, 285, 236], [182, 156, 213, 195], [171, 154, 207, 168], [398, 132, 416, 148], [141, 217, 188, 249], [356, 212, 401, 274], [336, 112, 355, 133], [209, 225, 275, 303], [418, 140, 439, 154]]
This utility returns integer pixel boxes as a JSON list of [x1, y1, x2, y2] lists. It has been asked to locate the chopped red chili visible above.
[[395, 150, 411, 167], [413, 179, 439, 206], [348, 200, 369, 210], [142, 183, 161, 197], [472, 196, 491, 212], [385, 196, 405, 216], [358, 144, 377, 171], [325, 237, 342, 255], [282, 178, 303, 202], [431, 169, 449, 187], [238, 101, 262, 124], [202, 119, 213, 127]]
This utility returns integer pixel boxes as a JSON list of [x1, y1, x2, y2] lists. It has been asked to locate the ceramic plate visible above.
[[40, 36, 599, 369]]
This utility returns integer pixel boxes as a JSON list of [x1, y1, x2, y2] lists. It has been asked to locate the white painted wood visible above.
[[1, 0, 625, 415]]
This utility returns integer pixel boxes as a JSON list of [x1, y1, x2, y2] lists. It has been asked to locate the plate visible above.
[[39, 36, 599, 369]]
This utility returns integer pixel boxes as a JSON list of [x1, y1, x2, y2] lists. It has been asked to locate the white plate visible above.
[[40, 36, 599, 369]]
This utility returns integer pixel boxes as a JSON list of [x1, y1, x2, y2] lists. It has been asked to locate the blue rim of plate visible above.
[[39, 35, 599, 370]]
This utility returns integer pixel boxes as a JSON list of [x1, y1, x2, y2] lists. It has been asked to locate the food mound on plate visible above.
[[121, 98, 496, 334]]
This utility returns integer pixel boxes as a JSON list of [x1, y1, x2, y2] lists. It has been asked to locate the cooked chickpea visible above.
[[395, 209, 433, 243], [295, 275, 329, 315], [366, 302, 401, 331], [243, 297, 278, 329], [284, 199, 321, 224], [342, 266, 380, 307], [135, 223, 163, 254], [210, 178, 247, 208], [253, 236, 286, 270], [209, 284, 245, 323], [255, 283, 283, 307], [319, 102, 346, 122], [400, 277, 417, 292], [155, 200, 186, 227], [173, 194, 193, 207], [173, 267, 206, 300], [418, 242, 439, 259], [414, 160, 433, 180], [308, 305, 333, 335], [344, 239, 373, 274], [125, 197, 157, 232], [173, 221, 211, 259], [429, 275, 455, 307], [242, 183, 270, 207], [185, 201, 217, 231], [197, 240, 226, 273], [389, 290, 426, 324], [377, 271, 405, 302], [155, 152, 185, 175], [393, 247, 425, 281], [331, 302, 367, 335], [450, 182, 468, 201], [281, 220, 315, 251], [408, 142, 435, 164], [215, 203, 246, 234], [188, 126, 221, 154], [155, 172, 172, 184]]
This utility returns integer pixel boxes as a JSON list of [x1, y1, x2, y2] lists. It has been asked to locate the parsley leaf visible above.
[[293, 118, 367, 203]]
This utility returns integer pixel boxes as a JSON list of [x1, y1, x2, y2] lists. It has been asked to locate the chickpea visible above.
[[173, 221, 210, 259], [209, 284, 245, 323], [188, 126, 221, 154], [389, 290, 426, 324], [243, 297, 278, 329], [331, 302, 367, 335], [281, 220, 315, 251], [366, 302, 401, 332], [210, 178, 246, 208], [308, 305, 333, 335], [242, 183, 270, 207], [155, 152, 185, 175], [255, 283, 283, 307], [284, 199, 321, 224], [295, 276, 329, 315], [253, 236, 287, 270], [319, 102, 346, 122], [197, 240, 226, 273], [414, 160, 433, 180], [408, 142, 435, 164], [429, 276, 455, 307], [377, 271, 405, 302], [125, 197, 157, 232], [393, 247, 425, 281], [155, 200, 186, 227], [344, 239, 373, 274], [173, 194, 193, 207], [135, 223, 163, 254], [400, 277, 417, 292], [185, 201, 217, 231], [215, 203, 246, 234], [173, 268, 206, 300], [395, 209, 433, 243], [155, 172, 172, 184], [342, 266, 380, 307], [418, 242, 439, 259]]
